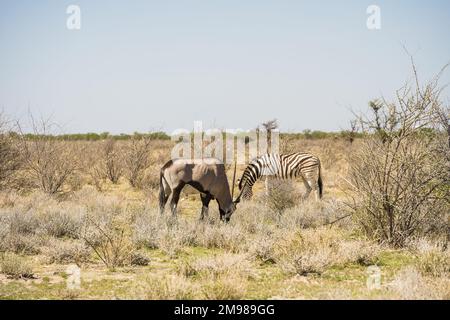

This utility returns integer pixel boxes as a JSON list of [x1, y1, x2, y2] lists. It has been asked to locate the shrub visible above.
[[262, 179, 300, 214], [42, 239, 91, 264], [0, 253, 34, 279], [130, 251, 150, 266], [41, 208, 84, 238], [274, 228, 380, 275], [187, 254, 252, 279], [123, 138, 152, 188], [348, 64, 449, 246], [102, 139, 123, 184], [201, 275, 247, 300], [132, 275, 197, 299], [413, 240, 449, 277], [389, 266, 449, 300], [80, 212, 134, 269], [0, 210, 42, 254], [0, 115, 22, 189], [20, 119, 79, 194]]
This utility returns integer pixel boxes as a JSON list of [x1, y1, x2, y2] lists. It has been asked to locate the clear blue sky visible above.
[[1, 1, 449, 134]]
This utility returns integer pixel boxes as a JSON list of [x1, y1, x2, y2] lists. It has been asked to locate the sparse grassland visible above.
[[0, 137, 448, 300]]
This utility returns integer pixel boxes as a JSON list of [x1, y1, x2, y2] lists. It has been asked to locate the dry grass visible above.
[[0, 137, 448, 300]]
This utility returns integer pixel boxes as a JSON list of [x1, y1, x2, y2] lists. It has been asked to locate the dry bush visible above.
[[412, 239, 449, 277], [133, 208, 249, 255], [261, 179, 300, 214], [131, 274, 197, 300], [248, 236, 277, 264], [348, 63, 449, 246], [274, 228, 380, 275], [80, 212, 134, 269], [81, 142, 106, 191], [278, 200, 348, 230], [195, 223, 248, 252], [132, 210, 162, 249], [232, 201, 277, 234], [132, 210, 189, 256], [0, 252, 34, 279], [129, 251, 150, 266], [102, 139, 123, 184], [0, 210, 42, 254], [40, 207, 84, 238], [19, 118, 79, 194], [201, 275, 248, 300], [42, 239, 91, 264], [389, 266, 449, 300], [179, 253, 251, 300], [0, 115, 22, 189], [123, 138, 152, 188], [183, 253, 252, 279]]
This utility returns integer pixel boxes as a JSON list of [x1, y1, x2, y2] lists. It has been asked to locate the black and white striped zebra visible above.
[[236, 152, 323, 201]]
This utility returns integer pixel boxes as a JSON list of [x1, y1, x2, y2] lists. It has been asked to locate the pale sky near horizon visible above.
[[1, 1, 449, 134]]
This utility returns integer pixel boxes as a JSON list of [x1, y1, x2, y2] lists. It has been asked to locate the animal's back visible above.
[[164, 158, 226, 183]]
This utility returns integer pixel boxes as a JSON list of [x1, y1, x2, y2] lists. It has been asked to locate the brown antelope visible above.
[[159, 158, 240, 222]]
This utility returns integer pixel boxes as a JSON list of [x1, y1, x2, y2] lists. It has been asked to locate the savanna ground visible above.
[[0, 136, 448, 300]]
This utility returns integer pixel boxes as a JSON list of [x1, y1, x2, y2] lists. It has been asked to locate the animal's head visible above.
[[220, 197, 242, 222]]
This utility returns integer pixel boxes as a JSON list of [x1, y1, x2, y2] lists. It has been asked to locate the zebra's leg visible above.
[[199, 193, 212, 220], [301, 176, 313, 200], [304, 173, 321, 201]]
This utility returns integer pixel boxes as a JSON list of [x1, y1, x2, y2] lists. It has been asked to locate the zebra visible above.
[[236, 152, 323, 202]]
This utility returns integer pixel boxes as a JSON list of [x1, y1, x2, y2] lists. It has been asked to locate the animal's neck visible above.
[[216, 190, 233, 211], [241, 162, 262, 188]]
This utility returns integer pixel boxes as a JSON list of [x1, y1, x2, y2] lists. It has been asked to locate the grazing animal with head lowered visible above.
[[236, 152, 323, 202], [159, 158, 240, 222]]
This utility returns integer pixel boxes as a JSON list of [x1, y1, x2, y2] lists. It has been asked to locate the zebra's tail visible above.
[[317, 162, 323, 199]]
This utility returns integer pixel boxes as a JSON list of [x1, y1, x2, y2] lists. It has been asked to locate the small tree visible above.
[[20, 117, 78, 194], [103, 139, 123, 184], [348, 62, 449, 246], [261, 119, 279, 196], [123, 137, 152, 188], [0, 114, 22, 189]]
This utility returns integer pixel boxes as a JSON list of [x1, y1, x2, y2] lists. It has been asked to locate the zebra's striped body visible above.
[[237, 152, 323, 201]]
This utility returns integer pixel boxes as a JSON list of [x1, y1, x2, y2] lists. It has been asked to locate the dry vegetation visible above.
[[0, 67, 448, 300]]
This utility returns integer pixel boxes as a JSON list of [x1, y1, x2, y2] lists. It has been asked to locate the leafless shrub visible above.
[[102, 139, 123, 184], [186, 253, 252, 279], [0, 210, 42, 254], [261, 179, 301, 214], [195, 223, 247, 252], [0, 252, 34, 279], [41, 208, 84, 238], [0, 114, 22, 189], [389, 266, 449, 299], [42, 239, 91, 264], [131, 274, 197, 299], [274, 228, 381, 275], [348, 62, 450, 246], [123, 137, 152, 188], [80, 212, 133, 269], [201, 275, 248, 300], [411, 239, 449, 277], [20, 118, 78, 194], [248, 236, 277, 264]]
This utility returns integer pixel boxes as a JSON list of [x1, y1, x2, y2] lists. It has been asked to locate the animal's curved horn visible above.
[[231, 160, 237, 199]]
